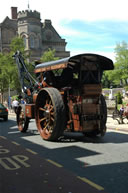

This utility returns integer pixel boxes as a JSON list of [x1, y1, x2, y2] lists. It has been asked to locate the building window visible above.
[[30, 35, 35, 48], [35, 38, 39, 48], [22, 36, 26, 48]]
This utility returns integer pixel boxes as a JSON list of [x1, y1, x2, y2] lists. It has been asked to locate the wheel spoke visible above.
[[39, 107, 46, 112], [44, 124, 53, 134], [51, 116, 54, 122], [40, 117, 46, 123], [49, 106, 54, 112], [44, 122, 49, 130], [48, 126, 53, 133]]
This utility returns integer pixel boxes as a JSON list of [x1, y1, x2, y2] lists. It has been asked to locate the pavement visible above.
[[106, 116, 128, 132]]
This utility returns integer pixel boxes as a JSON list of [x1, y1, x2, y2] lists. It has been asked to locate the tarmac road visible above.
[[0, 135, 106, 193], [0, 113, 128, 193]]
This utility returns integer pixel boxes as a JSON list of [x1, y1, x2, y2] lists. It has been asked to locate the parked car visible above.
[[0, 103, 8, 121]]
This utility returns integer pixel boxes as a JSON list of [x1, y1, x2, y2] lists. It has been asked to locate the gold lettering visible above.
[[0, 157, 20, 170], [12, 155, 30, 168], [0, 146, 10, 154]]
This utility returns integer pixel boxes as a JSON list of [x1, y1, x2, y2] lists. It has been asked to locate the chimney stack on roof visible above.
[[11, 7, 17, 19]]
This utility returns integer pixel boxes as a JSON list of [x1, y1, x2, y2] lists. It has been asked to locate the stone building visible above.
[[0, 7, 70, 60]]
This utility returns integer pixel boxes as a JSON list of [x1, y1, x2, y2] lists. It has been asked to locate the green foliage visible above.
[[102, 41, 128, 88], [114, 41, 128, 86], [40, 48, 59, 62], [10, 37, 25, 53], [10, 37, 35, 93], [124, 85, 128, 91], [116, 92, 123, 104], [0, 53, 9, 94], [0, 37, 27, 99], [11, 95, 19, 101], [9, 37, 26, 92], [102, 72, 111, 88]]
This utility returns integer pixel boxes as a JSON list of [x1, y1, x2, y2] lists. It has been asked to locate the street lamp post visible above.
[[8, 80, 11, 109]]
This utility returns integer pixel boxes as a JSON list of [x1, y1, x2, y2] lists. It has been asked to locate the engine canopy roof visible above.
[[34, 53, 114, 73]]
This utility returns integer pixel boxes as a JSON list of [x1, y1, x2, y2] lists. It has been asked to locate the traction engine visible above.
[[14, 51, 114, 141]]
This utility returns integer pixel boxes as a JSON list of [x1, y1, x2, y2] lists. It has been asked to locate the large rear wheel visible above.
[[17, 105, 29, 132], [84, 94, 107, 137], [99, 94, 107, 136], [35, 88, 66, 141]]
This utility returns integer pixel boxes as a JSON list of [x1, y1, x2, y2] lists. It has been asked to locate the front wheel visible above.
[[17, 105, 29, 132], [35, 88, 66, 141]]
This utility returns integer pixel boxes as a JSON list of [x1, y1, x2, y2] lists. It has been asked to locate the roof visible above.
[[34, 53, 114, 73]]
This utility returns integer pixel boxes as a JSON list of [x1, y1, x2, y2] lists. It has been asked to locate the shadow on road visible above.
[[0, 118, 128, 144], [0, 118, 128, 193]]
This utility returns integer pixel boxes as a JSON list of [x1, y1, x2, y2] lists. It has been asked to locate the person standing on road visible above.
[[12, 99, 19, 114]]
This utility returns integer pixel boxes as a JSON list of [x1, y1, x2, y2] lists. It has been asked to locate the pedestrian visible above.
[[124, 104, 128, 119], [12, 99, 19, 114], [119, 104, 124, 116], [21, 98, 25, 104]]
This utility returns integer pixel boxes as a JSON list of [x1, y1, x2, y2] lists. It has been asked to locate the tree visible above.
[[40, 48, 59, 62], [10, 37, 25, 53], [114, 41, 128, 86], [102, 41, 128, 88], [102, 71, 113, 88], [9, 37, 26, 93], [116, 92, 123, 104], [9, 37, 32, 93], [0, 37, 27, 103], [0, 53, 9, 103]]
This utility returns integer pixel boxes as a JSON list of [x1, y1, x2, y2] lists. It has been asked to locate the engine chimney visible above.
[[11, 7, 17, 20]]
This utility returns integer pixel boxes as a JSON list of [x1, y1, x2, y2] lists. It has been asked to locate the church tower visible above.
[[17, 10, 42, 60], [0, 7, 70, 60]]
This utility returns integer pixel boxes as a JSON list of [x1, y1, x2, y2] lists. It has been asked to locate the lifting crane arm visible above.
[[13, 51, 38, 101]]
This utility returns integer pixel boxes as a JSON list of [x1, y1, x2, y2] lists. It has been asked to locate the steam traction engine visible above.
[[14, 51, 114, 141]]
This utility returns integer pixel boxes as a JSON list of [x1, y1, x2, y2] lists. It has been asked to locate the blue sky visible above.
[[62, 20, 128, 60], [0, 0, 128, 61]]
